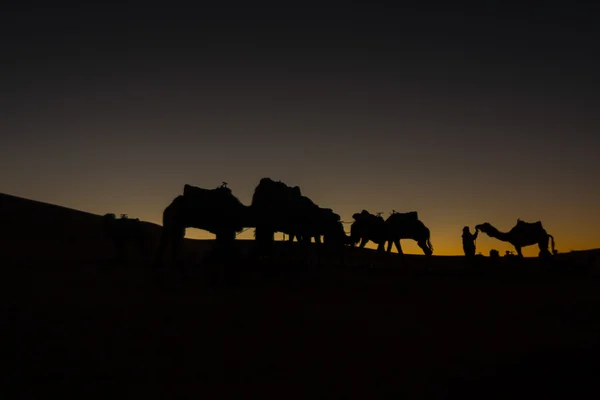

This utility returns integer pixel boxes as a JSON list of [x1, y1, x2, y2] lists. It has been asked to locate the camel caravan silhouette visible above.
[[155, 178, 352, 266], [349, 209, 434, 260], [151, 177, 557, 266], [475, 219, 556, 258]]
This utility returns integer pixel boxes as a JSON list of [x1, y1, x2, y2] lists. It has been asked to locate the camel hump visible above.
[[387, 211, 419, 224], [183, 184, 208, 198], [259, 177, 275, 185], [516, 219, 543, 229], [400, 211, 419, 220], [184, 183, 235, 202], [252, 177, 307, 210]]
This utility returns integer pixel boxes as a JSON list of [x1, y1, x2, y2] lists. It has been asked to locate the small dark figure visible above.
[[490, 249, 500, 258], [462, 226, 478, 257], [104, 213, 147, 261]]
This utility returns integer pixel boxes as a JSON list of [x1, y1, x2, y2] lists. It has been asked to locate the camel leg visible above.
[[214, 230, 238, 266], [358, 238, 368, 248], [171, 228, 185, 268], [393, 239, 406, 264], [302, 235, 314, 265], [155, 228, 169, 266], [515, 246, 523, 258], [417, 240, 430, 256], [393, 239, 403, 255], [254, 227, 275, 260]]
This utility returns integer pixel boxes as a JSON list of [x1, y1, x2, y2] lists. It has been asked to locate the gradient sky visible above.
[[2, 1, 599, 255]]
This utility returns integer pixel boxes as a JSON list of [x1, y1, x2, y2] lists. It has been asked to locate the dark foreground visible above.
[[6, 256, 600, 400]]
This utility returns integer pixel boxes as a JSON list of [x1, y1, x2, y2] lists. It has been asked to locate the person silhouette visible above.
[[462, 226, 478, 257]]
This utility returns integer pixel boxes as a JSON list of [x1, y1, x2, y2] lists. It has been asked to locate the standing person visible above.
[[462, 226, 478, 257]]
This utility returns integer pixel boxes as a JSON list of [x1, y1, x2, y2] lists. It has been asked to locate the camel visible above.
[[385, 211, 433, 256], [250, 177, 351, 262], [475, 219, 556, 258], [287, 206, 353, 266], [103, 213, 148, 261], [250, 178, 310, 255], [349, 210, 388, 251], [156, 182, 253, 265], [349, 210, 433, 258]]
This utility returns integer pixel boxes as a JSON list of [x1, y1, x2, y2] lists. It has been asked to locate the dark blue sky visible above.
[[1, 1, 598, 254]]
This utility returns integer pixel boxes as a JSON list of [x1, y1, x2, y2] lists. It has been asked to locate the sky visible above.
[[1, 1, 599, 255]]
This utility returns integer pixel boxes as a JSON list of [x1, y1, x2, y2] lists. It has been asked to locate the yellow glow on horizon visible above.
[[7, 190, 599, 257]]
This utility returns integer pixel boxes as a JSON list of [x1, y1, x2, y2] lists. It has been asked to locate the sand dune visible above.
[[4, 192, 600, 398]]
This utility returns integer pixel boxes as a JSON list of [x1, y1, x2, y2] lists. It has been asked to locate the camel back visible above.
[[387, 211, 419, 225], [353, 210, 385, 225], [512, 219, 545, 234], [183, 184, 243, 207], [251, 177, 304, 209], [516, 219, 543, 228]]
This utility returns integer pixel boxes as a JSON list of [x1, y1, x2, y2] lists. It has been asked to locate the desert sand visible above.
[[3, 192, 599, 399]]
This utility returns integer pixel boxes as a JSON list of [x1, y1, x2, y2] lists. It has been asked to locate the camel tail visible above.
[[424, 225, 433, 254]]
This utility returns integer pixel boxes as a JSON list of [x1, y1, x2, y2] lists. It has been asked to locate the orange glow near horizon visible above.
[[6, 188, 597, 257]]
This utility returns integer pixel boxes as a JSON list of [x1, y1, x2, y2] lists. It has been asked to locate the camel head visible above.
[[352, 209, 372, 221], [323, 220, 352, 246], [317, 207, 340, 222], [475, 222, 493, 234]]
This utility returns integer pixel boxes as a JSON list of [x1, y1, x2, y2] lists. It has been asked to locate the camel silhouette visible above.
[[349, 210, 388, 251], [350, 210, 433, 258], [250, 177, 351, 262], [475, 219, 556, 258], [288, 206, 353, 266], [103, 213, 148, 261], [287, 206, 347, 244], [156, 182, 253, 265]]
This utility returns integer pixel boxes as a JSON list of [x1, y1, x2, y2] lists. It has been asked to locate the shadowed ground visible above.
[[3, 193, 600, 399]]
